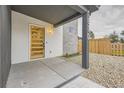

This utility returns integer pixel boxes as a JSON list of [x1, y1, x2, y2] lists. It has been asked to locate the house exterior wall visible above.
[[63, 20, 78, 55], [0, 6, 11, 87], [45, 27, 63, 58], [78, 17, 82, 38], [11, 11, 63, 64], [0, 5, 2, 88]]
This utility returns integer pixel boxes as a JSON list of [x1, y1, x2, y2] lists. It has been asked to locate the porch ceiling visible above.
[[11, 5, 98, 27]]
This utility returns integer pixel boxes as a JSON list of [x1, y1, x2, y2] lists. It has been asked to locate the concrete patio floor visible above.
[[6, 57, 103, 88]]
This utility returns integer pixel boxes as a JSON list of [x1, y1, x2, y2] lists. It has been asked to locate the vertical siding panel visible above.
[[0, 6, 2, 88], [0, 5, 11, 87]]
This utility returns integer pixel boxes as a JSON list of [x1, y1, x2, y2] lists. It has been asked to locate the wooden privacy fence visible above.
[[111, 43, 124, 56], [78, 38, 124, 56], [89, 38, 112, 55]]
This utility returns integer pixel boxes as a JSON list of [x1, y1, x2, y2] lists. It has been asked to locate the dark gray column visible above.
[[82, 12, 89, 69], [0, 6, 2, 88], [0, 5, 11, 88]]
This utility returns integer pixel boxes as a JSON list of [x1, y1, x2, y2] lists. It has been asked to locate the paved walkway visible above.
[[6, 57, 103, 88]]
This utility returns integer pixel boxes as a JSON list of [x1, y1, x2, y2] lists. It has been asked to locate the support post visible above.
[[82, 12, 89, 69]]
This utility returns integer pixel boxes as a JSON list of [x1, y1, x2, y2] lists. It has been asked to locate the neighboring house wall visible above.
[[63, 20, 78, 55], [12, 11, 63, 64], [0, 6, 11, 87]]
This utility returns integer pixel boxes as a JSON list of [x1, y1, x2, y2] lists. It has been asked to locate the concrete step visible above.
[[61, 76, 104, 88]]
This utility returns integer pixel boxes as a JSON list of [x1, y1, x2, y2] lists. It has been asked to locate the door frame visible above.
[[28, 24, 45, 61]]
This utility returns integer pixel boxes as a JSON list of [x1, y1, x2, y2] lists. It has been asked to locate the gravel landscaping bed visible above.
[[61, 53, 124, 88]]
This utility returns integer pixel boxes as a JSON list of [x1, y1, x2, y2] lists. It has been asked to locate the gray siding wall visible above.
[[63, 20, 78, 55], [0, 6, 2, 88], [0, 5, 11, 88]]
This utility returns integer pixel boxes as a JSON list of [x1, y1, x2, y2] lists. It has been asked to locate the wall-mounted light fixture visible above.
[[47, 25, 54, 35]]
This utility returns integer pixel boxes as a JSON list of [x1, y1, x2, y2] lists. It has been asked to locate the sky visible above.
[[90, 5, 124, 38]]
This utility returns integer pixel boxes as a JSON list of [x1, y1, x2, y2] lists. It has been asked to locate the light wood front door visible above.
[[30, 25, 45, 59]]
